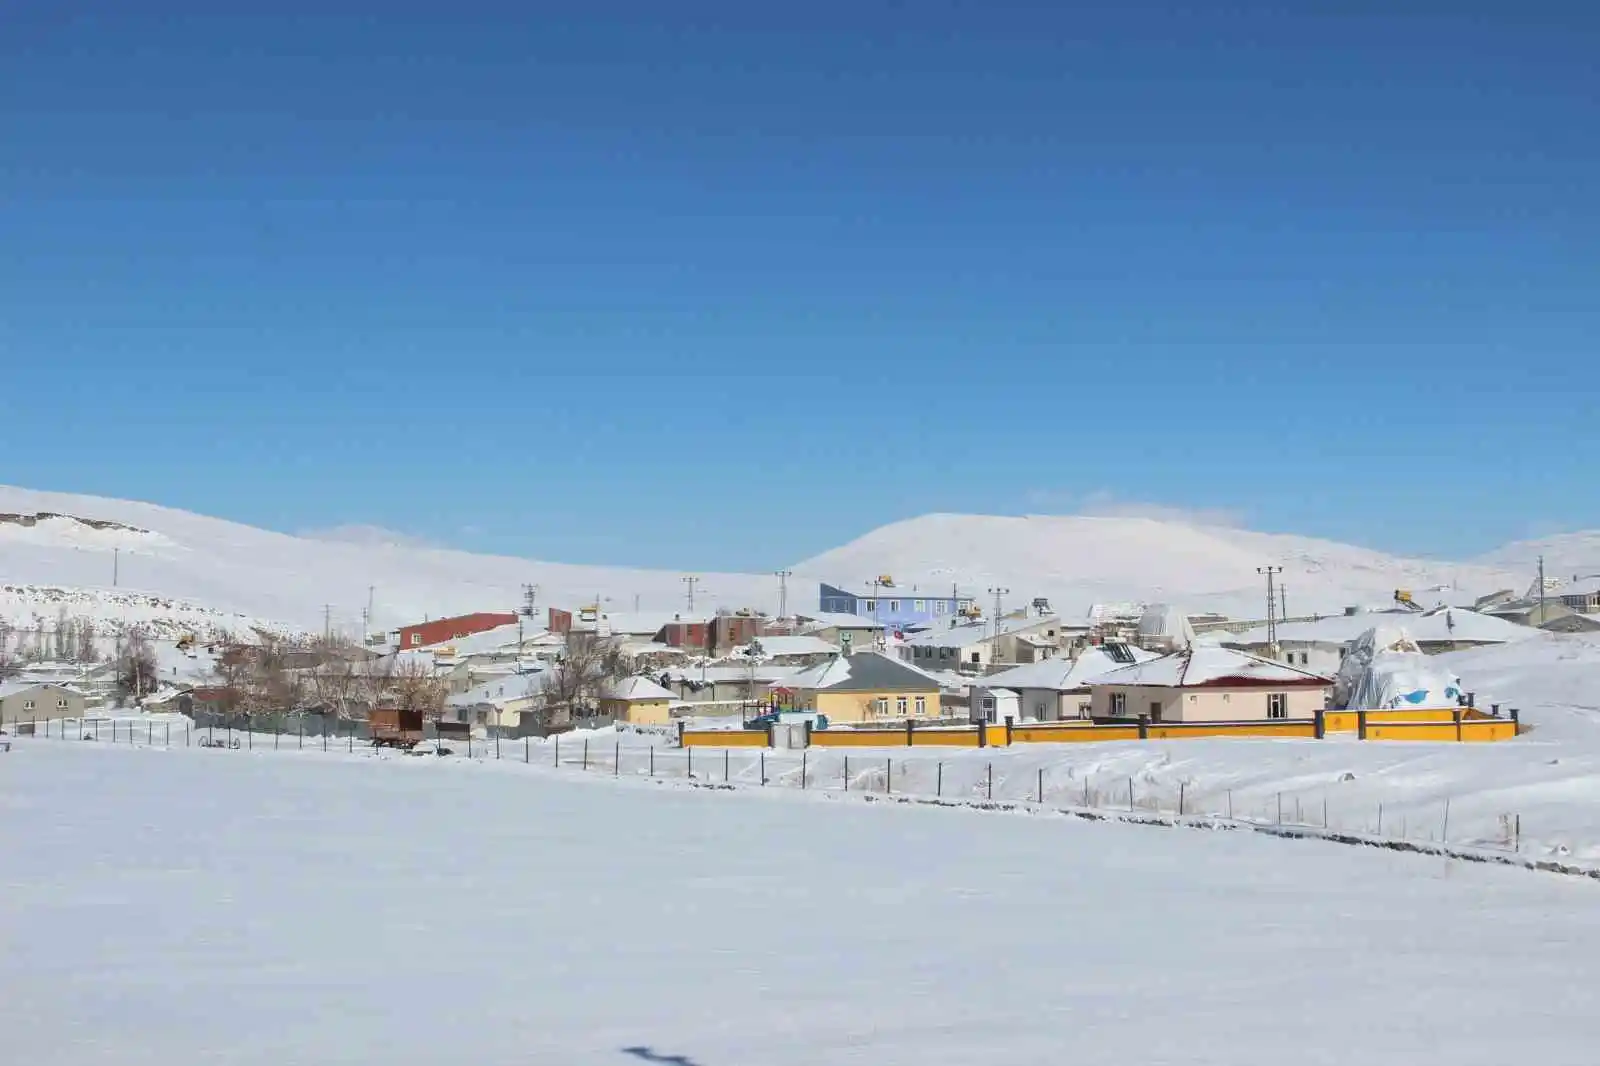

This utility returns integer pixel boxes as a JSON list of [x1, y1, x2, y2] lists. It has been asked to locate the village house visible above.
[[732, 634, 838, 667], [445, 673, 549, 737], [1217, 606, 1530, 666], [976, 643, 1161, 722], [393, 611, 520, 650], [656, 664, 800, 711], [816, 581, 977, 632], [0, 681, 89, 727], [897, 613, 1068, 673], [778, 652, 943, 725], [796, 612, 887, 653], [1088, 646, 1333, 723], [598, 676, 679, 725]]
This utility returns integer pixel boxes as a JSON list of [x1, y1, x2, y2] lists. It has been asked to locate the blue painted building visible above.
[[818, 582, 977, 633]]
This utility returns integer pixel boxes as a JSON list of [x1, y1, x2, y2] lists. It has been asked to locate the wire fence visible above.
[[9, 716, 1528, 856]]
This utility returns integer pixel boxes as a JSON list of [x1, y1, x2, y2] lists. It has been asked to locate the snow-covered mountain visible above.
[[794, 513, 1528, 619], [0, 485, 1567, 640], [1474, 532, 1600, 584]]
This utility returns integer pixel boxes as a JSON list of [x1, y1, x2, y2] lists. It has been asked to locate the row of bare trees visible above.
[[0, 611, 102, 668], [204, 634, 450, 722]]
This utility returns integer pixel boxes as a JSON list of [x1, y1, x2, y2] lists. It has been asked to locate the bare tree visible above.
[[310, 657, 360, 721], [76, 619, 99, 663], [115, 628, 160, 703], [0, 619, 13, 679], [391, 657, 448, 721], [538, 631, 627, 729]]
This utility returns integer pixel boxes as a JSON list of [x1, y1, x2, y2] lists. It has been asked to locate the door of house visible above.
[[1149, 701, 1163, 723]]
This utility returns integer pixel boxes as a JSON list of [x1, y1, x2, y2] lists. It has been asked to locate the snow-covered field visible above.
[[4, 739, 1599, 1065]]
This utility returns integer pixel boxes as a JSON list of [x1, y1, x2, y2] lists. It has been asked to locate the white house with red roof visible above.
[[1088, 646, 1332, 723]]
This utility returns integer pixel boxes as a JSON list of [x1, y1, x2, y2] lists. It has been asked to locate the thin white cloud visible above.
[[297, 524, 443, 549]]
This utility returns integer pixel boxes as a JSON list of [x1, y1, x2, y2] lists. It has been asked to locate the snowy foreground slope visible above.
[[4, 743, 1600, 1066], [0, 483, 1555, 635]]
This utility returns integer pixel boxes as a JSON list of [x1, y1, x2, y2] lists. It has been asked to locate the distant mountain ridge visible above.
[[0, 485, 1583, 638]]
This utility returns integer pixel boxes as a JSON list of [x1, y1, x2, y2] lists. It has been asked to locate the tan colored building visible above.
[[599, 676, 678, 725], [0, 682, 89, 726], [780, 652, 942, 724], [1089, 646, 1332, 723]]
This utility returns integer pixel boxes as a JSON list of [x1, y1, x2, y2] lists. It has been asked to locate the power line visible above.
[[681, 575, 699, 614]]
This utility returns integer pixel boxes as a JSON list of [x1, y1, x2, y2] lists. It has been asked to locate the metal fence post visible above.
[[555, 735, 560, 767], [760, 750, 766, 785], [614, 741, 620, 777], [801, 750, 807, 790], [525, 737, 530, 764], [844, 755, 849, 792], [987, 762, 993, 801], [1037, 767, 1044, 804], [724, 748, 730, 783], [1129, 776, 1135, 812], [936, 761, 943, 798], [1179, 781, 1186, 816], [582, 739, 589, 771], [649, 746, 655, 777], [886, 758, 892, 795]]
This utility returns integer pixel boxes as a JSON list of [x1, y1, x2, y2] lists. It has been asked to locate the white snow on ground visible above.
[[4, 740, 1600, 1065]]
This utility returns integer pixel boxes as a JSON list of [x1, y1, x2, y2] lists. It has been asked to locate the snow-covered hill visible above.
[[0, 486, 773, 639], [0, 485, 1576, 638], [1475, 531, 1600, 584], [796, 513, 1526, 619]]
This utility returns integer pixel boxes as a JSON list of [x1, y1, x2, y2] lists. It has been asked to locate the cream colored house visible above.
[[599, 676, 678, 725], [0, 682, 89, 726], [780, 652, 942, 724], [980, 644, 1160, 721], [445, 673, 547, 735], [1089, 646, 1332, 722]]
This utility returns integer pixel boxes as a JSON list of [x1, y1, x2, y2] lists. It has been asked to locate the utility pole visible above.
[[1279, 584, 1287, 623], [113, 547, 119, 588], [1257, 566, 1283, 649], [323, 604, 333, 644], [774, 570, 792, 621], [682, 575, 699, 615], [988, 586, 1010, 658], [1538, 555, 1547, 625]]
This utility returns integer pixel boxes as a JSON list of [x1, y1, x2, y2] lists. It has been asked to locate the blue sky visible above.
[[2, 1, 1595, 569]]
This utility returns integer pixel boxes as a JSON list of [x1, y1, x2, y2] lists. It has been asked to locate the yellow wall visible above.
[[1365, 707, 1461, 723], [1323, 711, 1360, 733], [1364, 722, 1460, 741], [1010, 723, 1142, 743], [813, 689, 941, 724], [1461, 719, 1517, 742], [1145, 721, 1318, 740], [681, 729, 769, 748], [601, 698, 672, 726], [808, 729, 908, 748]]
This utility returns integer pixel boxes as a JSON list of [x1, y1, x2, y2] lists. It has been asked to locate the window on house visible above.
[[410, 634, 422, 646], [889, 600, 900, 612], [935, 601, 946, 614], [56, 698, 68, 709], [915, 696, 926, 716], [23, 699, 35, 711], [874, 697, 889, 717], [969, 652, 980, 664], [914, 600, 925, 612], [1077, 700, 1092, 719], [1267, 692, 1289, 719], [864, 600, 876, 613], [896, 696, 908, 716], [1110, 692, 1126, 715]]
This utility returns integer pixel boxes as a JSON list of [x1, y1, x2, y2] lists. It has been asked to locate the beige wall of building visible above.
[[0, 684, 88, 725], [1091, 684, 1328, 722]]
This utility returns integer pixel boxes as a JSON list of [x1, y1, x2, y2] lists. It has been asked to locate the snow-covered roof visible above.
[[736, 635, 836, 658], [1222, 608, 1532, 648], [798, 612, 886, 631], [982, 645, 1161, 692], [1091, 646, 1333, 688], [0, 679, 86, 699], [588, 612, 708, 636], [780, 652, 940, 693], [658, 664, 801, 685], [601, 676, 677, 702], [447, 673, 546, 709], [1555, 577, 1600, 598], [900, 614, 1058, 649]]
